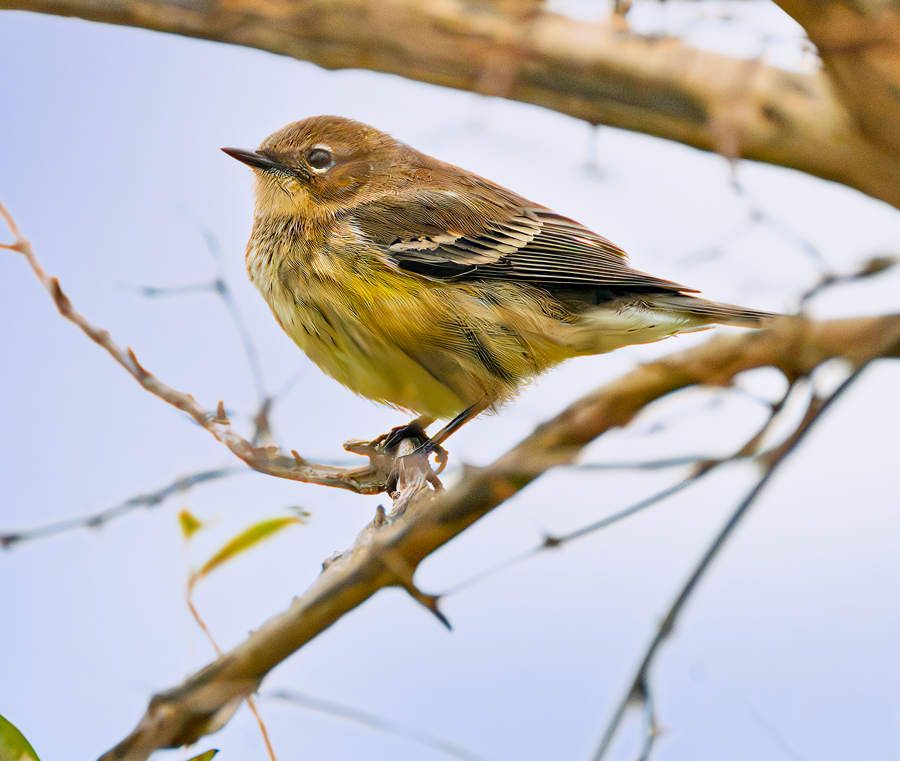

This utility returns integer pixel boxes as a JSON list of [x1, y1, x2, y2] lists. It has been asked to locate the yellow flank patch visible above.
[[249, 211, 580, 418]]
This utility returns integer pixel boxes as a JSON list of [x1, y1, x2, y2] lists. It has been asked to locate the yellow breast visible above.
[[245, 214, 577, 419]]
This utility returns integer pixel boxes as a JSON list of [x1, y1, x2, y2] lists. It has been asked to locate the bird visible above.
[[223, 116, 775, 451]]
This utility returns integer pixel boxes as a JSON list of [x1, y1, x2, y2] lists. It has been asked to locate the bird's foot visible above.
[[378, 418, 449, 482], [383, 420, 431, 452]]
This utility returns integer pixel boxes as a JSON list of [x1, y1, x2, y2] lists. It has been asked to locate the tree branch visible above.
[[775, 0, 900, 155], [0, 200, 399, 495], [0, 465, 247, 548], [590, 365, 863, 760], [5, 0, 900, 207]]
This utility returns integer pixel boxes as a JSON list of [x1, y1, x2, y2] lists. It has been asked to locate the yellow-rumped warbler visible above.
[[223, 116, 774, 447]]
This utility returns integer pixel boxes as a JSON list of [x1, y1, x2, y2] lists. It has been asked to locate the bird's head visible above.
[[223, 115, 410, 218]]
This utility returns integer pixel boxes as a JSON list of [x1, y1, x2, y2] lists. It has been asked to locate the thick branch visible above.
[[776, 0, 900, 154], [5, 0, 900, 207], [99, 313, 900, 760]]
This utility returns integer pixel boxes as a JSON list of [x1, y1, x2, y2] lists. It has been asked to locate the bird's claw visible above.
[[377, 420, 450, 490], [383, 420, 430, 452]]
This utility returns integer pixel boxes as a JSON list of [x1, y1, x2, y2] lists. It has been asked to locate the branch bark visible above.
[[5, 0, 900, 207], [775, 0, 900, 154]]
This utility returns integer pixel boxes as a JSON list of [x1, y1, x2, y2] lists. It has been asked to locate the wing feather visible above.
[[351, 188, 696, 292]]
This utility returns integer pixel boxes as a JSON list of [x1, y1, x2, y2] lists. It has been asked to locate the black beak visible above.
[[221, 147, 286, 172]]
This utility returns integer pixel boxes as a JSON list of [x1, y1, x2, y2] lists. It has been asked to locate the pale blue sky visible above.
[[2, 6, 899, 761]]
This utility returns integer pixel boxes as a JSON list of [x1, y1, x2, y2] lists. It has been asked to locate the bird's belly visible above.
[[270, 290, 470, 419]]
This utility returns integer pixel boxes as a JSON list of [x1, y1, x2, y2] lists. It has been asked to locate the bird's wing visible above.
[[350, 188, 696, 292]]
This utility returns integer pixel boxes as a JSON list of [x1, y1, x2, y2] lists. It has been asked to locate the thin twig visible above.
[[128, 225, 269, 410], [441, 466, 717, 599], [1, 466, 247, 548], [729, 175, 833, 275], [572, 456, 730, 471], [444, 388, 792, 598], [245, 696, 277, 761], [589, 367, 868, 761], [185, 580, 279, 761], [799, 254, 900, 307], [0, 200, 399, 495], [204, 223, 268, 419], [269, 690, 491, 761]]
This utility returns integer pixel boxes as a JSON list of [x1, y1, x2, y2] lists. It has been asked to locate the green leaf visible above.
[[178, 509, 204, 539], [186, 750, 218, 761], [195, 516, 304, 581], [0, 712, 40, 761]]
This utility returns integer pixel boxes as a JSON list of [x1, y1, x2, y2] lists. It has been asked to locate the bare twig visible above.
[[729, 175, 833, 275], [245, 696, 277, 761], [185, 559, 279, 761], [443, 381, 793, 597], [571, 456, 720, 471], [268, 689, 491, 761], [589, 364, 873, 761], [202, 228, 268, 411], [442, 462, 723, 599], [128, 226, 269, 415], [0, 200, 406, 495], [0, 465, 246, 549], [800, 254, 900, 307]]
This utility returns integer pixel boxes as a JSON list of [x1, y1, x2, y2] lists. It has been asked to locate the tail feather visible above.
[[645, 293, 778, 328], [565, 293, 777, 356]]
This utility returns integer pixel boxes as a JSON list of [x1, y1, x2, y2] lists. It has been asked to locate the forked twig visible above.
[[0, 200, 416, 495], [589, 365, 881, 761]]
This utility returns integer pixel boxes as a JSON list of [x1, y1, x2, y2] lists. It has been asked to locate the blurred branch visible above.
[[775, 0, 900, 156], [201, 228, 269, 413], [0, 465, 246, 548], [269, 690, 491, 761], [183, 516, 303, 761], [441, 464, 722, 599], [128, 272, 273, 442], [97, 311, 900, 759], [726, 174, 834, 275], [3, 0, 900, 207], [127, 225, 271, 421], [444, 376, 795, 596], [0, 200, 405, 496], [800, 253, 900, 306]]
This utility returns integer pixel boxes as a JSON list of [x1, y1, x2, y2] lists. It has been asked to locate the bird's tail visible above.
[[565, 293, 778, 356], [644, 293, 778, 329]]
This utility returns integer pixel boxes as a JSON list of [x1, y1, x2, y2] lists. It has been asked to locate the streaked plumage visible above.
[[224, 116, 775, 442]]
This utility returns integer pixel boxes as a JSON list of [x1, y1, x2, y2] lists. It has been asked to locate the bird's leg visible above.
[[427, 400, 490, 449], [384, 400, 489, 477], [395, 399, 491, 467]]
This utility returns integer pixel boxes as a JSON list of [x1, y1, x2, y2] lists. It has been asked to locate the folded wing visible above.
[[351, 188, 695, 292]]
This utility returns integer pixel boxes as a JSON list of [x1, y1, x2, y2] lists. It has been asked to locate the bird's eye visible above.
[[305, 147, 333, 171]]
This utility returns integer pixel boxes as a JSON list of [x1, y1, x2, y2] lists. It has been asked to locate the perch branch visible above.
[[0, 200, 403, 495]]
